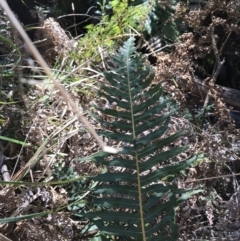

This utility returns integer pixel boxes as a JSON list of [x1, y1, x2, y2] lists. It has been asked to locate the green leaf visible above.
[[0, 211, 50, 224], [0, 135, 30, 146]]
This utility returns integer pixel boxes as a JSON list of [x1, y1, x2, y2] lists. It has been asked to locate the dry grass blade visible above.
[[11, 117, 78, 181]]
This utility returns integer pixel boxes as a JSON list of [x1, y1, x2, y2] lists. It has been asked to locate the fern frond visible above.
[[81, 37, 202, 240]]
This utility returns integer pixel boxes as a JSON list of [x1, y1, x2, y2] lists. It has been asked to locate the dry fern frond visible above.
[[35, 18, 77, 65]]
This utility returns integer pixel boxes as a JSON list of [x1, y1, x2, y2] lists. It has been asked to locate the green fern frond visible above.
[[144, 0, 181, 43], [81, 37, 202, 240]]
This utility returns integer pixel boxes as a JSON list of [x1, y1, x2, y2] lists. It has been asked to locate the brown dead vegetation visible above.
[[1, 0, 240, 240]]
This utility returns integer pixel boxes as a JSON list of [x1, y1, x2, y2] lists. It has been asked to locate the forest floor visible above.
[[1, 2, 240, 241]]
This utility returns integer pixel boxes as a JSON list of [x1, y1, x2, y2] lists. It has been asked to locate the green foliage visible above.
[[74, 0, 187, 66], [74, 38, 202, 240], [144, 0, 180, 42], [52, 162, 89, 205], [75, 0, 150, 64], [0, 33, 21, 66]]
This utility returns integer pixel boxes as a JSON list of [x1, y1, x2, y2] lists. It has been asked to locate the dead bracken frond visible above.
[[35, 17, 77, 66]]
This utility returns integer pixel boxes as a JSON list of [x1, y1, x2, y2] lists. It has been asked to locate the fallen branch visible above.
[[189, 76, 240, 109]]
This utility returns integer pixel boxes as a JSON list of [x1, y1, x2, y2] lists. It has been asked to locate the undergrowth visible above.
[[74, 0, 150, 66], [1, 1, 240, 240], [55, 37, 202, 240]]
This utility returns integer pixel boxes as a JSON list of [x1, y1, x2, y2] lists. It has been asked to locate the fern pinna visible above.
[[82, 38, 201, 241]]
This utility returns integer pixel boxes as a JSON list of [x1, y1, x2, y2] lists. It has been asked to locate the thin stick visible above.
[[72, 3, 77, 37], [201, 27, 224, 128]]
